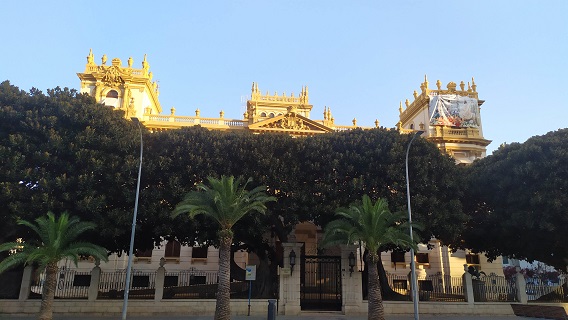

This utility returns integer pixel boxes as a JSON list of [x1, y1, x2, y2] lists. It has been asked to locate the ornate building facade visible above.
[[75, 50, 502, 301], [77, 51, 377, 135]]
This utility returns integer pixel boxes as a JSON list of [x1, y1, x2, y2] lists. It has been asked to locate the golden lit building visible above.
[[398, 75, 491, 164], [77, 51, 376, 136]]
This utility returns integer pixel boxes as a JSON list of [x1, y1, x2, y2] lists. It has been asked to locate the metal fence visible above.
[[29, 268, 91, 299], [162, 270, 220, 299], [527, 276, 568, 303], [363, 272, 465, 302], [162, 270, 254, 299], [474, 274, 517, 302], [98, 270, 156, 299], [421, 274, 465, 302]]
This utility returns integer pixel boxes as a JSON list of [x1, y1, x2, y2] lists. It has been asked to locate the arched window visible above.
[[260, 112, 267, 117], [103, 90, 119, 107], [410, 124, 415, 130], [269, 113, 275, 118], [106, 90, 119, 98]]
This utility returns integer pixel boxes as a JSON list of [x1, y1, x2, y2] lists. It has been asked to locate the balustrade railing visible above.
[[430, 126, 481, 138]]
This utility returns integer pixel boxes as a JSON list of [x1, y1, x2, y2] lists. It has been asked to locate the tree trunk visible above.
[[38, 262, 58, 320], [215, 232, 232, 320], [367, 253, 385, 320], [230, 248, 245, 281], [252, 255, 273, 298], [377, 254, 407, 301]]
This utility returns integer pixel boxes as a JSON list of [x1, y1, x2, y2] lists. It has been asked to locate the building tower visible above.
[[398, 76, 491, 164], [77, 49, 162, 119]]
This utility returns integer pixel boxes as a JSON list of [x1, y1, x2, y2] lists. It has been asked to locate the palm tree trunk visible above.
[[39, 262, 58, 320], [367, 253, 385, 320], [215, 231, 232, 320]]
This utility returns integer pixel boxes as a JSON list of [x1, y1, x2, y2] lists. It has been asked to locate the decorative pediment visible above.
[[248, 112, 334, 135], [101, 65, 127, 87]]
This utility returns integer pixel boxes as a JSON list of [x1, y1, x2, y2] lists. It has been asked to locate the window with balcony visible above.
[[466, 253, 480, 265], [391, 251, 406, 268], [191, 246, 208, 262], [164, 240, 181, 262], [416, 252, 429, 265], [135, 248, 152, 262]]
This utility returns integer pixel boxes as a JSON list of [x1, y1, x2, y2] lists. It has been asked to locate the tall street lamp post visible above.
[[122, 117, 143, 320], [406, 130, 424, 320]]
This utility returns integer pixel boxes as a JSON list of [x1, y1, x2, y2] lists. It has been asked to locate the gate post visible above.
[[88, 260, 101, 301], [515, 266, 528, 304], [462, 264, 474, 305], [155, 258, 166, 301], [341, 245, 362, 315], [280, 242, 303, 315], [19, 265, 34, 301]]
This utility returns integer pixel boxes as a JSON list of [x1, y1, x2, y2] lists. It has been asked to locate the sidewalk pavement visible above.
[[1, 314, 538, 320]]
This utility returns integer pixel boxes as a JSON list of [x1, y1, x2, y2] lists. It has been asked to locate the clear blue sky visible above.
[[1, 1, 566, 154]]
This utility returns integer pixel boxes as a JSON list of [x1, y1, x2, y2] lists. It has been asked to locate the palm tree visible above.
[[0, 212, 108, 320], [173, 175, 275, 320], [322, 195, 417, 320]]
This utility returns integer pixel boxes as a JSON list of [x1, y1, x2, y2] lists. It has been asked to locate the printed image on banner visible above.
[[429, 94, 480, 128]]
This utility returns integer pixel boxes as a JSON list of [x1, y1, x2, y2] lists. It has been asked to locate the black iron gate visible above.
[[300, 255, 342, 311]]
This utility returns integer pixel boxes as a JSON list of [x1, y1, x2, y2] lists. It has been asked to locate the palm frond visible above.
[[173, 175, 276, 232], [0, 212, 109, 274], [322, 194, 418, 256]]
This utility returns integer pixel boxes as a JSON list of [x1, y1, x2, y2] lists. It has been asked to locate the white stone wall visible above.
[[2, 300, 549, 317]]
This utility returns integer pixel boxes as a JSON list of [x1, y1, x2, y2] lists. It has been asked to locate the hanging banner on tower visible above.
[[429, 94, 480, 128]]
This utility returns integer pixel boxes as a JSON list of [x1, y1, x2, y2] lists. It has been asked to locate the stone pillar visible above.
[[462, 264, 474, 305], [279, 242, 303, 315], [19, 265, 34, 301], [340, 245, 362, 315], [88, 260, 101, 301], [155, 258, 166, 301], [515, 266, 528, 304]]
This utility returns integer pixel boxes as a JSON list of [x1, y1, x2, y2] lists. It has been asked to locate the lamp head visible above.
[[348, 252, 356, 275], [289, 250, 297, 275], [289, 250, 296, 267]]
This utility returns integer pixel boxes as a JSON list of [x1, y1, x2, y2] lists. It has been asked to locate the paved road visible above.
[[0, 315, 539, 320]]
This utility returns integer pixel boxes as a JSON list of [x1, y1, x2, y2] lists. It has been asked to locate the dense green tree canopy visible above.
[[0, 81, 142, 252], [1, 80, 467, 264], [143, 126, 466, 251], [462, 128, 568, 269]]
